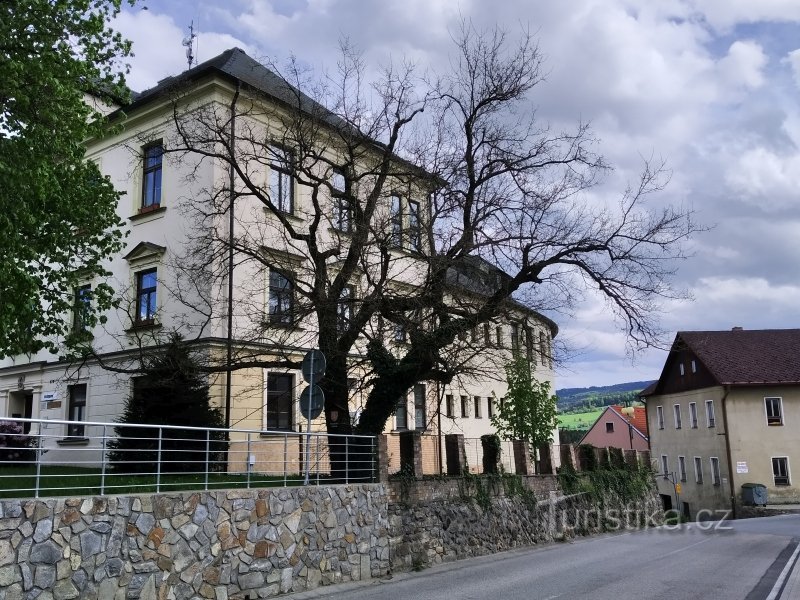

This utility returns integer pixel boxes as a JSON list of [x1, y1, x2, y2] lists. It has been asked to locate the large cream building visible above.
[[0, 49, 558, 471], [643, 328, 800, 519]]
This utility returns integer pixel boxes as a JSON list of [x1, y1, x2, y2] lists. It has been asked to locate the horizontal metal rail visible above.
[[0, 417, 376, 499]]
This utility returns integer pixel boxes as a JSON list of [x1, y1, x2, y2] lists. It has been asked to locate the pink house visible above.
[[579, 405, 649, 450]]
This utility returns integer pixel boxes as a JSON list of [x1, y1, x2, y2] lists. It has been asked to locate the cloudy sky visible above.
[[113, 0, 800, 389]]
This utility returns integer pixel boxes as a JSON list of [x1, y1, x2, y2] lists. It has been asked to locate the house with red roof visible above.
[[642, 328, 800, 520], [579, 405, 649, 451]]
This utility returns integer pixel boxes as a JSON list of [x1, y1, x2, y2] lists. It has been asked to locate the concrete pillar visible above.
[[560, 444, 580, 471], [376, 435, 390, 482], [537, 443, 554, 475], [399, 431, 423, 478], [623, 449, 638, 470], [638, 450, 651, 471], [594, 447, 610, 470], [445, 434, 467, 476], [513, 440, 534, 475]]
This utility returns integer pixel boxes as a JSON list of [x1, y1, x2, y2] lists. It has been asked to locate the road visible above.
[[287, 514, 800, 600]]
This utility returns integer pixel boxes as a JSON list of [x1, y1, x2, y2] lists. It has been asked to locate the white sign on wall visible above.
[[736, 461, 748, 474], [42, 391, 58, 402]]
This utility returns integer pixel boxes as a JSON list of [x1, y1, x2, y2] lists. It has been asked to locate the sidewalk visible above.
[[778, 543, 800, 600]]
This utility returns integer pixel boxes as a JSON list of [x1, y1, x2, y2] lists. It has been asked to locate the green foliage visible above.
[[491, 355, 558, 451], [107, 335, 227, 473], [558, 463, 655, 504], [0, 0, 134, 357]]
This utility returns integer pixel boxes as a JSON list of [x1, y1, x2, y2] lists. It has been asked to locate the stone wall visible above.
[[0, 475, 661, 598], [0, 485, 388, 599], [387, 477, 662, 572]]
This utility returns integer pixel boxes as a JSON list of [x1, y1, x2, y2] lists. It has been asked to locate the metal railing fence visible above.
[[0, 417, 376, 498]]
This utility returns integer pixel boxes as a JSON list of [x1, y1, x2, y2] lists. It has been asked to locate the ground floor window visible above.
[[265, 373, 294, 431], [414, 384, 426, 430], [67, 384, 87, 437], [773, 457, 790, 486], [710, 457, 721, 486], [395, 398, 407, 430]]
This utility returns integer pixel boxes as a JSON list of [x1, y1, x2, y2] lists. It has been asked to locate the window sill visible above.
[[57, 437, 89, 446], [125, 321, 162, 333], [130, 205, 167, 222], [767, 422, 784, 427], [264, 207, 302, 223], [259, 430, 294, 437]]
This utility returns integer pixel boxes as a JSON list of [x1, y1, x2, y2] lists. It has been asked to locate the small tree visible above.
[[107, 335, 226, 473], [491, 354, 558, 469]]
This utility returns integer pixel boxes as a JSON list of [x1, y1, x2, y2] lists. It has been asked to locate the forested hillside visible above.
[[556, 380, 654, 413]]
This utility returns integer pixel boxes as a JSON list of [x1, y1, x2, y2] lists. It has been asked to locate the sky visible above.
[[113, 0, 800, 389]]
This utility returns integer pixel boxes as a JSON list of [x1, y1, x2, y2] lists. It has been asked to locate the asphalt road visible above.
[[287, 514, 800, 600]]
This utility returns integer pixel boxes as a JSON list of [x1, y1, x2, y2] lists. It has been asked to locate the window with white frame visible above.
[[474, 396, 482, 419], [414, 384, 426, 430], [710, 457, 721, 486], [689, 402, 698, 428], [773, 457, 790, 486], [67, 384, 87, 437], [395, 397, 408, 430], [673, 404, 682, 429], [390, 194, 403, 248], [331, 167, 351, 233], [487, 397, 494, 418], [765, 397, 783, 426], [694, 456, 703, 484], [706, 400, 716, 428], [656, 405, 664, 430], [267, 144, 294, 214], [141, 142, 163, 209], [265, 373, 294, 431], [661, 454, 669, 479], [408, 199, 421, 251], [460, 395, 469, 418], [135, 268, 157, 325], [678, 456, 687, 482], [445, 395, 454, 418], [268, 268, 294, 326]]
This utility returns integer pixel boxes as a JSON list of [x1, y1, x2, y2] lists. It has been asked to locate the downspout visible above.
[[720, 385, 736, 519], [224, 82, 241, 428], [436, 380, 443, 475]]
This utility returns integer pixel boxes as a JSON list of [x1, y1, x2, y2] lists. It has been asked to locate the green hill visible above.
[[556, 380, 654, 413]]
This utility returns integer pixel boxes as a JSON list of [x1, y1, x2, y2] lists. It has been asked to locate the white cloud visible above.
[[784, 49, 800, 87], [718, 40, 767, 89], [687, 0, 800, 32]]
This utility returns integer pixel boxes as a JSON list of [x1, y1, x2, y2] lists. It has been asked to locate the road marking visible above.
[[767, 541, 800, 600], [658, 537, 713, 559]]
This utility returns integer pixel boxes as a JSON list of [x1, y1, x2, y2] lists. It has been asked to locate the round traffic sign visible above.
[[299, 384, 324, 420], [301, 349, 326, 383]]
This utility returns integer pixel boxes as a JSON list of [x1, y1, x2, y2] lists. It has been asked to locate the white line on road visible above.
[[658, 536, 713, 559], [768, 541, 800, 600]]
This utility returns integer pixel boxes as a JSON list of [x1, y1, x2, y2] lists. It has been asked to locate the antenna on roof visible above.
[[182, 20, 197, 68]]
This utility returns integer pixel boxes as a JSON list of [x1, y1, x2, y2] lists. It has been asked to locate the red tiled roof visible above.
[[680, 329, 800, 385], [609, 405, 648, 437]]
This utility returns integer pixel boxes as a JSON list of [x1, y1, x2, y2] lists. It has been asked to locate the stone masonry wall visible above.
[[0, 485, 388, 600], [387, 479, 662, 572]]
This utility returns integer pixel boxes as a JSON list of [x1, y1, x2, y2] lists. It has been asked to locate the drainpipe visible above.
[[224, 82, 241, 429], [436, 380, 443, 475], [720, 385, 737, 519]]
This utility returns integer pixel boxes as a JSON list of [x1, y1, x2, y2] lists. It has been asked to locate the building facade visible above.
[[643, 328, 800, 519], [579, 405, 649, 451], [0, 48, 558, 469]]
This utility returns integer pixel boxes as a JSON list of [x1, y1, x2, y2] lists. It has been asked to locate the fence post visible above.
[[156, 427, 162, 493], [399, 431, 423, 479], [246, 432, 252, 489], [34, 427, 42, 499], [315, 434, 320, 485], [445, 434, 467, 476], [376, 435, 389, 483], [283, 434, 288, 486], [204, 430, 210, 491], [100, 425, 107, 495]]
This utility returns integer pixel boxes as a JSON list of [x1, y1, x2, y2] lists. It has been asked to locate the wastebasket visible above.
[[741, 483, 768, 506]]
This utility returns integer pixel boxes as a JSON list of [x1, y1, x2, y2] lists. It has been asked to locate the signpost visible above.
[[300, 350, 326, 485]]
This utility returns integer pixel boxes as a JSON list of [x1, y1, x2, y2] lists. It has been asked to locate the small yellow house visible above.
[[643, 328, 800, 519]]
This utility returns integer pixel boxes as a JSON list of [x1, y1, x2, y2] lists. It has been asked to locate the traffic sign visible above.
[[300, 385, 324, 420], [301, 350, 326, 383]]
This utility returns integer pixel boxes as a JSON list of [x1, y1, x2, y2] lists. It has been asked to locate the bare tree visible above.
[[98, 23, 697, 448]]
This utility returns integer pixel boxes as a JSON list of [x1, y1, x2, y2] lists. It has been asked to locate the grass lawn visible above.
[[558, 408, 604, 431], [0, 465, 302, 498]]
